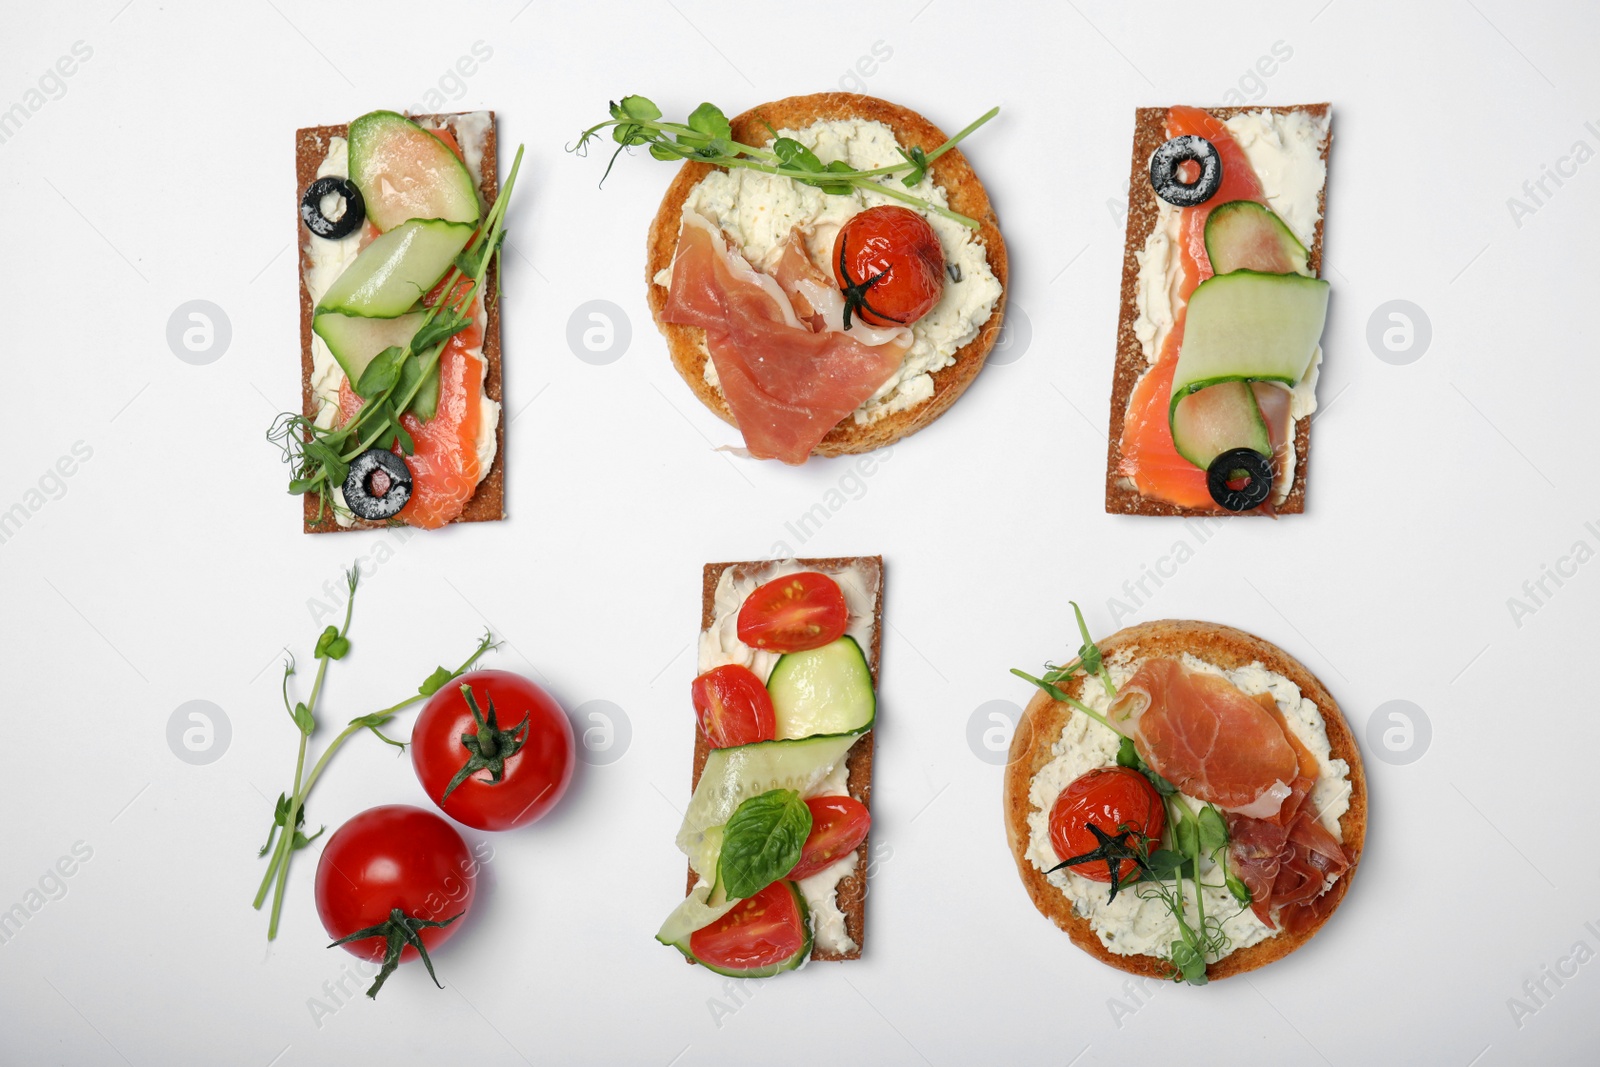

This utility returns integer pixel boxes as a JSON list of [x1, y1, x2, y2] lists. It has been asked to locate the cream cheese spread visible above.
[[694, 559, 879, 954], [1023, 650, 1350, 963], [302, 114, 499, 524], [655, 118, 1002, 424]]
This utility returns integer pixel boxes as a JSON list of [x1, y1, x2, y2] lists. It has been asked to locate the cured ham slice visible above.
[[1225, 690, 1350, 929], [661, 212, 910, 465], [1107, 658, 1299, 818]]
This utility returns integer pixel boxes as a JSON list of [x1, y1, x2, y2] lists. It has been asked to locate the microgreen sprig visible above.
[[269, 145, 526, 523], [570, 96, 998, 230], [252, 567, 499, 940]]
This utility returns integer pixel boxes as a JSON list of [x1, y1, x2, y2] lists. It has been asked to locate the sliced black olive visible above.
[[1206, 448, 1273, 512], [1149, 135, 1222, 207], [342, 449, 412, 520], [300, 176, 365, 240]]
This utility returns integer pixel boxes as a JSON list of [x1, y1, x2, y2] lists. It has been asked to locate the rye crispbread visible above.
[[645, 93, 1007, 458], [1002, 619, 1366, 981], [685, 557, 884, 963], [295, 112, 504, 533], [1105, 105, 1332, 516]]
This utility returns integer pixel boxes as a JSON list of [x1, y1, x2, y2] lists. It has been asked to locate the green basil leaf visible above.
[[717, 789, 812, 900], [1198, 805, 1228, 853], [354, 345, 408, 399], [1141, 766, 1178, 796]]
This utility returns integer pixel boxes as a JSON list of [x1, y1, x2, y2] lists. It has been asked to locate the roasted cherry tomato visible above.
[[787, 795, 871, 880], [735, 571, 849, 653], [690, 880, 808, 972], [691, 664, 777, 748], [315, 805, 477, 998], [831, 205, 945, 329], [411, 670, 575, 832], [1048, 767, 1166, 883]]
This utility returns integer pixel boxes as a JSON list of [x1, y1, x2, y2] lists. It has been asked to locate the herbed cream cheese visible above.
[[1128, 108, 1329, 504], [303, 116, 500, 524], [694, 559, 878, 954], [655, 118, 1002, 425], [1022, 650, 1350, 964]]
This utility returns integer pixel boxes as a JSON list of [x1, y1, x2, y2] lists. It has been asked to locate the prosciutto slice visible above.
[[1225, 691, 1350, 929], [660, 212, 910, 465], [1107, 658, 1300, 818]]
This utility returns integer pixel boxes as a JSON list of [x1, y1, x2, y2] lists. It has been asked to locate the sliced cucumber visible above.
[[675, 732, 863, 857], [656, 881, 739, 949], [1204, 200, 1311, 277], [311, 310, 439, 420], [767, 637, 876, 740], [1169, 271, 1328, 426], [347, 110, 481, 233], [659, 882, 813, 979], [1170, 381, 1272, 469], [317, 218, 474, 319]]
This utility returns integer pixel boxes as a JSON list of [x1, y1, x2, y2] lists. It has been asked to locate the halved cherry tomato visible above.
[[691, 665, 777, 748], [787, 795, 871, 880], [1048, 767, 1166, 883], [831, 205, 945, 329], [735, 572, 849, 653], [689, 880, 807, 972]]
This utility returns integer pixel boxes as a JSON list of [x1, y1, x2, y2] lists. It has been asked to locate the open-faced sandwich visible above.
[[1006, 610, 1365, 983], [273, 110, 522, 531], [657, 558, 882, 976], [1108, 105, 1331, 515], [577, 94, 1007, 464]]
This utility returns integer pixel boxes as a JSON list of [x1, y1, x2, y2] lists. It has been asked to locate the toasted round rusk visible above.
[[1002, 619, 1367, 980], [645, 92, 1007, 457]]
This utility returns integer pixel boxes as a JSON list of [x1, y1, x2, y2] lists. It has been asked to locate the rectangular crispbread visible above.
[[687, 557, 884, 963], [1105, 104, 1331, 517], [295, 112, 504, 533]]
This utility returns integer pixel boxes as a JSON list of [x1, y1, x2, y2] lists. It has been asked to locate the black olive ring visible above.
[[342, 449, 413, 521], [1206, 448, 1274, 512], [1149, 135, 1223, 208], [300, 176, 366, 240]]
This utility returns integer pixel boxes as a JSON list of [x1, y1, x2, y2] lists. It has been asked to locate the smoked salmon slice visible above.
[[1107, 657, 1300, 818], [1117, 108, 1270, 510]]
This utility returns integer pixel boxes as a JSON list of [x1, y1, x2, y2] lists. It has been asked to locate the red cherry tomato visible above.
[[735, 572, 849, 653], [690, 881, 808, 972], [315, 805, 476, 992], [1048, 767, 1166, 883], [411, 670, 574, 832], [691, 664, 777, 748], [787, 795, 871, 880], [831, 205, 946, 329]]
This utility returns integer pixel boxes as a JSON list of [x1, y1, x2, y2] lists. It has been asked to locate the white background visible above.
[[1, 1, 1596, 1063]]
